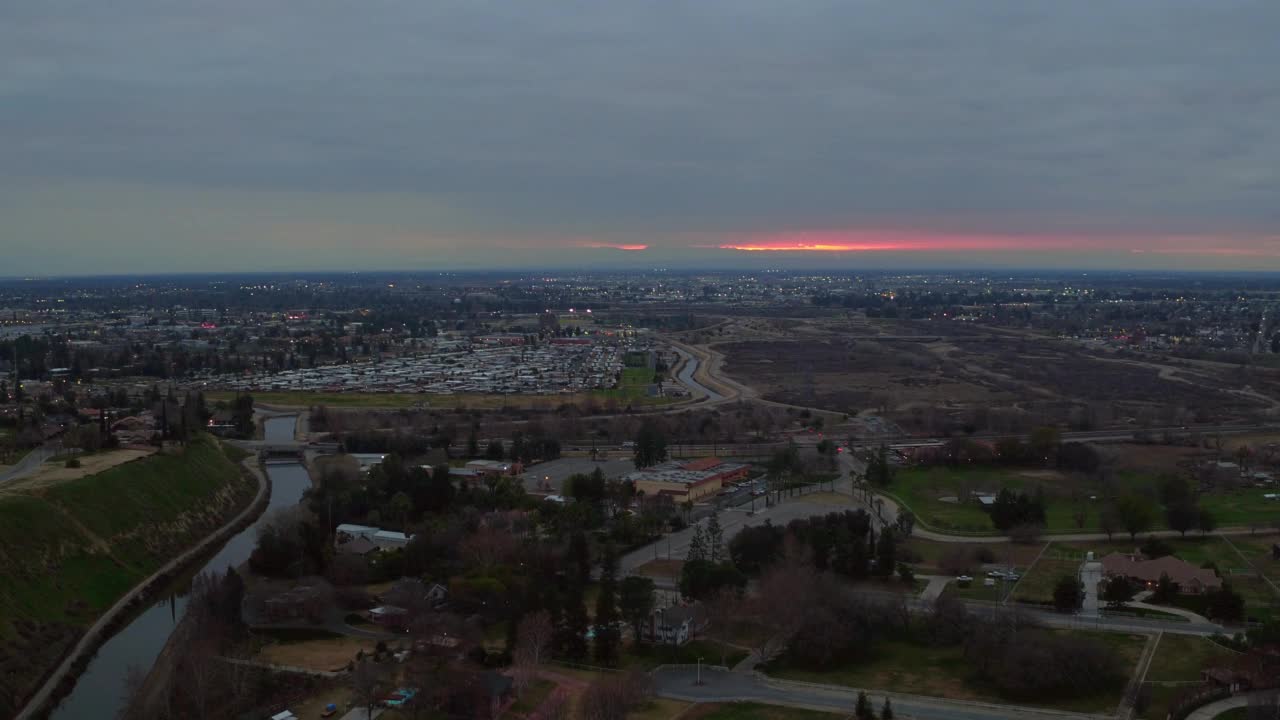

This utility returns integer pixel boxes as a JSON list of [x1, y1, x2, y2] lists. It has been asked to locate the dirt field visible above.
[[635, 558, 684, 579], [257, 636, 379, 672], [712, 315, 1279, 431], [0, 448, 155, 495]]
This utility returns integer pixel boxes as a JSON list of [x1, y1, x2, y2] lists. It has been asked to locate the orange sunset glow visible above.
[[717, 230, 1280, 257]]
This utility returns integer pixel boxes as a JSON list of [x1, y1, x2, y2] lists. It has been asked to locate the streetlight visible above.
[[696, 657, 704, 686]]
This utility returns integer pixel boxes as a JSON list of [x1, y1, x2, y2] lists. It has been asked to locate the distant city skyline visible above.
[[3, 1, 1279, 274]]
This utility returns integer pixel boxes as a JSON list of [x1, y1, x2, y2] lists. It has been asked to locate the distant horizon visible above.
[[9, 264, 1280, 283]]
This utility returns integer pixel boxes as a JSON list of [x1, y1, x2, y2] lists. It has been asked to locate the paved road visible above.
[[0, 444, 55, 484], [620, 492, 857, 575], [653, 667, 1106, 720], [1186, 691, 1277, 720]]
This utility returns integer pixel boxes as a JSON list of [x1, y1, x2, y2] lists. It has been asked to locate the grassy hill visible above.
[[0, 435, 256, 718]]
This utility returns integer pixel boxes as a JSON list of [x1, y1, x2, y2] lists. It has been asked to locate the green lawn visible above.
[[890, 464, 1280, 536], [1010, 552, 1079, 605], [220, 441, 253, 463], [1198, 488, 1280, 527], [1139, 683, 1181, 720], [0, 433, 256, 717], [766, 630, 1145, 714], [1144, 635, 1237, 682], [622, 639, 748, 670], [46, 435, 245, 540]]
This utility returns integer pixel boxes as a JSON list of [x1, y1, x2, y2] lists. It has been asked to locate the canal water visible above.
[[50, 417, 310, 719]]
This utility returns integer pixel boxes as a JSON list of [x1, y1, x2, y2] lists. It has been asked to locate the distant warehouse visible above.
[[626, 457, 749, 502]]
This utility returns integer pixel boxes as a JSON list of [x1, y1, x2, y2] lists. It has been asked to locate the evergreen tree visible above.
[[562, 578, 590, 661], [855, 691, 874, 720], [570, 531, 592, 586], [633, 421, 668, 469], [619, 576, 656, 646], [866, 445, 894, 487], [594, 544, 621, 666], [875, 529, 896, 577], [881, 698, 894, 720], [467, 431, 480, 458], [705, 513, 725, 563]]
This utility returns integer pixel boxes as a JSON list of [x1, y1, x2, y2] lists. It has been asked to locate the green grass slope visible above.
[[0, 435, 256, 717]]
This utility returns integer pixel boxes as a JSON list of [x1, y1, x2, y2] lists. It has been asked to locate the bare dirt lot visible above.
[[716, 316, 1279, 432], [257, 636, 378, 672], [0, 448, 155, 495]]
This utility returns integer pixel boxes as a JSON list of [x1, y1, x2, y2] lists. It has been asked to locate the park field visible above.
[[766, 629, 1146, 714], [0, 435, 256, 719], [890, 464, 1280, 535]]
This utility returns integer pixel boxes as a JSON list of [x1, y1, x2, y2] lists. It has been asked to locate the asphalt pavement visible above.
[[0, 444, 55, 485], [652, 667, 1107, 720]]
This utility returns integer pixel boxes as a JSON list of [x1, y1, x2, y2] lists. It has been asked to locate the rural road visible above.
[[653, 667, 1107, 720]]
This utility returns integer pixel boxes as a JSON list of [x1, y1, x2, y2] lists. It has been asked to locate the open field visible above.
[[1144, 635, 1238, 683], [766, 630, 1146, 714], [623, 639, 748, 671], [890, 461, 1280, 535], [716, 318, 1279, 429], [257, 635, 378, 672], [0, 436, 255, 719], [1008, 552, 1079, 604]]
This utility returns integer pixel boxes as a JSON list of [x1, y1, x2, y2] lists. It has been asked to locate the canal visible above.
[[50, 416, 311, 719]]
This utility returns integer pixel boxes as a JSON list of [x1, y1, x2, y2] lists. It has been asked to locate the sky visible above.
[[3, 1, 1280, 275]]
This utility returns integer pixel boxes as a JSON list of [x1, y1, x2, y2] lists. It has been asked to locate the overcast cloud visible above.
[[3, 1, 1279, 273]]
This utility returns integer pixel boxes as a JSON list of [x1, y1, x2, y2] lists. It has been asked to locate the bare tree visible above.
[[351, 659, 388, 720], [512, 609, 552, 666], [578, 670, 653, 720], [748, 558, 819, 664]]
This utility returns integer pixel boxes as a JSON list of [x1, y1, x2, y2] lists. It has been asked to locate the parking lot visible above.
[[520, 456, 635, 493]]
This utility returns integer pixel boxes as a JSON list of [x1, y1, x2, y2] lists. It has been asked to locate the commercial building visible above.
[[626, 457, 749, 503]]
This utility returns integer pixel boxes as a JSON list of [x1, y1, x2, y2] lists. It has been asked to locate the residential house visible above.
[[643, 604, 707, 646], [369, 605, 410, 630], [1100, 552, 1222, 593]]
